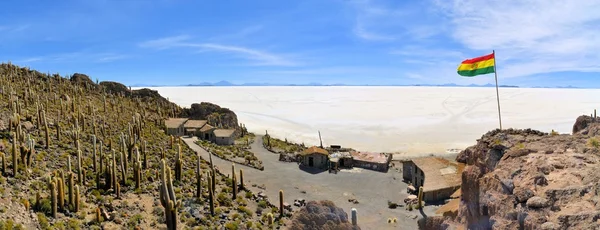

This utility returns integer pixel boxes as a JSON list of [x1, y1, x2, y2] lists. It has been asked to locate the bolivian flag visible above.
[[457, 53, 495, 77]]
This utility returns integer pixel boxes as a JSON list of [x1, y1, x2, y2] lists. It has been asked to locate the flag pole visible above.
[[493, 50, 503, 130]]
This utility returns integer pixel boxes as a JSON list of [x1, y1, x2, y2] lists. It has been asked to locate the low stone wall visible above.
[[353, 160, 389, 172]]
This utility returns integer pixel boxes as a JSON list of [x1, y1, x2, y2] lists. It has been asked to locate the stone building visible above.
[[165, 118, 188, 136], [183, 119, 207, 136], [213, 129, 236, 145], [401, 157, 464, 202], [299, 146, 330, 169]]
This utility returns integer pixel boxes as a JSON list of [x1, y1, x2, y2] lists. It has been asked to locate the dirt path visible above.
[[182, 136, 438, 230]]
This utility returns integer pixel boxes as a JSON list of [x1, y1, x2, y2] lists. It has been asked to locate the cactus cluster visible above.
[[159, 159, 179, 230]]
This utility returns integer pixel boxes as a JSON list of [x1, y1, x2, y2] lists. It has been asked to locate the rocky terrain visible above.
[[420, 115, 600, 230], [0, 63, 289, 229], [287, 200, 360, 230], [180, 102, 240, 130]]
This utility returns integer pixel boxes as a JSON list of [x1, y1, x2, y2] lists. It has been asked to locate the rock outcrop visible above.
[[180, 102, 239, 129], [422, 116, 600, 230], [287, 200, 361, 230]]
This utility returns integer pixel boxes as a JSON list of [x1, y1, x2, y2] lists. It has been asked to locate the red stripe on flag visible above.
[[460, 53, 495, 64]]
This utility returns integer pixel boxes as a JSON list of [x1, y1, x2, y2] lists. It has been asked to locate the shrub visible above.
[[588, 137, 600, 148]]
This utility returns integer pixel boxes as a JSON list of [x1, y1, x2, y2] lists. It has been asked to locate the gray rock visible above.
[[514, 187, 534, 203], [500, 179, 515, 194], [526, 196, 548, 209], [540, 222, 558, 230]]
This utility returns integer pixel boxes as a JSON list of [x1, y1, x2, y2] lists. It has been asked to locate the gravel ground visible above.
[[182, 136, 441, 230]]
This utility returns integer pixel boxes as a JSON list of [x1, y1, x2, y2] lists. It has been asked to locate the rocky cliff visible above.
[[421, 115, 600, 230], [179, 102, 239, 129]]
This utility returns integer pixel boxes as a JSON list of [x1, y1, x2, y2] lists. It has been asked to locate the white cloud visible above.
[[138, 35, 191, 50], [139, 35, 299, 66], [346, 0, 444, 41], [433, 0, 600, 78], [14, 52, 129, 64]]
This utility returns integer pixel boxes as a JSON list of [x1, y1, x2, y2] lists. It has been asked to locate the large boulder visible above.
[[180, 102, 239, 129], [287, 200, 360, 230]]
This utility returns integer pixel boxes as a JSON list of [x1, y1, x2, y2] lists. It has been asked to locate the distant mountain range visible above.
[[129, 81, 583, 89]]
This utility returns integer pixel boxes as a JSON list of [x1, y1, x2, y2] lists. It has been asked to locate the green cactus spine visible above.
[[279, 190, 284, 217], [50, 181, 57, 218]]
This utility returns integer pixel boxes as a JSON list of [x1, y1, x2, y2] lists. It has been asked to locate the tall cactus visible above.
[[77, 150, 83, 186], [279, 190, 284, 217], [208, 175, 215, 216], [68, 173, 74, 207], [159, 159, 178, 230], [12, 132, 17, 177], [120, 151, 127, 185], [1, 152, 5, 176], [92, 135, 97, 172], [142, 140, 147, 169], [232, 164, 237, 199], [57, 175, 65, 211], [239, 169, 244, 190], [417, 186, 423, 209], [196, 156, 202, 199], [74, 185, 80, 212], [43, 110, 50, 149], [50, 181, 57, 218], [99, 140, 104, 173], [175, 144, 182, 181]]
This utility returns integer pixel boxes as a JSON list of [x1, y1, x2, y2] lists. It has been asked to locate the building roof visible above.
[[450, 188, 461, 199], [184, 120, 207, 129], [213, 129, 236, 138], [301, 146, 329, 156], [350, 151, 389, 164], [165, 118, 189, 128], [411, 157, 464, 192], [199, 124, 215, 132], [435, 198, 460, 215]]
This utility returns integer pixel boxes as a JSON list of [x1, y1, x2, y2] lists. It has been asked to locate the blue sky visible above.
[[1, 0, 599, 87]]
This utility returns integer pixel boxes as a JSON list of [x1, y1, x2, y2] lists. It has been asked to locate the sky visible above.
[[1, 0, 599, 87]]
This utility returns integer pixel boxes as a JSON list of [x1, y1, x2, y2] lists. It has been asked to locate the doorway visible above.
[[204, 133, 209, 140], [308, 157, 314, 167]]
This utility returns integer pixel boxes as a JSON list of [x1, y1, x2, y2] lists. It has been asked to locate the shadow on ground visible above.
[[298, 165, 328, 174]]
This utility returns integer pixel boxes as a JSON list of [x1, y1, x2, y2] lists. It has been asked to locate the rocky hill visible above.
[[0, 63, 283, 229], [180, 102, 239, 129], [421, 115, 600, 230]]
